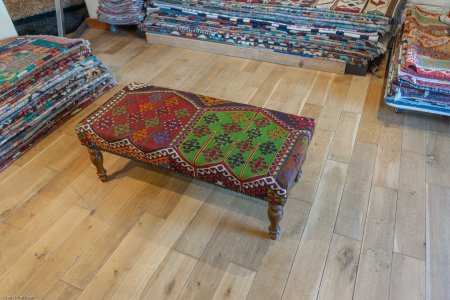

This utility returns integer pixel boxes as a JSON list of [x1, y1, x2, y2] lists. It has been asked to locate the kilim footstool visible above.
[[76, 83, 315, 239]]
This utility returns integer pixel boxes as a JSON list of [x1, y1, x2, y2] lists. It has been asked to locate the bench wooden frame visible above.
[[87, 147, 285, 240]]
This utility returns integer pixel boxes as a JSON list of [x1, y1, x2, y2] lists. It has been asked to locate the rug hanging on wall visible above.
[[4, 0, 88, 35]]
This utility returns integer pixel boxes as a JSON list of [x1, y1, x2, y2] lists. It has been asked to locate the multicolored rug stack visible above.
[[98, 0, 147, 25], [0, 35, 116, 171], [385, 6, 450, 115], [141, 0, 406, 70]]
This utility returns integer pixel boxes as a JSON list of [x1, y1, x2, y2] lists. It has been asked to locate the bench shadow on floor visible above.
[[107, 159, 270, 239]]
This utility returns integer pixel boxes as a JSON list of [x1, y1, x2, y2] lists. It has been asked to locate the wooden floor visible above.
[[1, 29, 449, 300]]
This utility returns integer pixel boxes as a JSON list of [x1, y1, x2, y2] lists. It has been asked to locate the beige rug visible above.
[[4, 0, 84, 20]]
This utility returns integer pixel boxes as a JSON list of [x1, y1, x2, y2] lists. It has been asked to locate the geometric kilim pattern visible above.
[[76, 83, 316, 204]]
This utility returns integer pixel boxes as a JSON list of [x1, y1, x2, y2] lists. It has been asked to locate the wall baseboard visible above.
[[85, 17, 109, 29]]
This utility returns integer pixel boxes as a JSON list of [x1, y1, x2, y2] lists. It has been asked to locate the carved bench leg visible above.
[[88, 148, 107, 182], [295, 170, 301, 182], [268, 202, 284, 240]]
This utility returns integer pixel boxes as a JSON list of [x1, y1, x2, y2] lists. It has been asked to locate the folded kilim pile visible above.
[[98, 0, 147, 25], [0, 35, 116, 171], [385, 6, 450, 116], [141, 0, 406, 67]]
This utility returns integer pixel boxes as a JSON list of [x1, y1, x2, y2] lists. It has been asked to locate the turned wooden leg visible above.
[[110, 24, 118, 33], [88, 148, 107, 182], [267, 202, 284, 240], [295, 171, 301, 182]]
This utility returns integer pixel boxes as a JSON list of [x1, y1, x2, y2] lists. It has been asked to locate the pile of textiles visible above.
[[385, 6, 450, 116], [0, 35, 116, 171], [141, 0, 406, 69], [98, 0, 147, 25]]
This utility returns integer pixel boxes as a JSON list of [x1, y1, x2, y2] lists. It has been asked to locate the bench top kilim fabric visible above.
[[76, 83, 315, 204]]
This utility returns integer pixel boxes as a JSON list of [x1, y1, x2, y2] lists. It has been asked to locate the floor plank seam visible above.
[[3, 220, 22, 230], [173, 190, 220, 259], [59, 279, 83, 291], [278, 194, 316, 299], [173, 256, 200, 300], [300, 72, 320, 114], [387, 186, 400, 300], [332, 232, 361, 242], [392, 251, 426, 262], [0, 165, 21, 184], [316, 162, 350, 299], [350, 180, 377, 300], [316, 231, 338, 299], [278, 131, 336, 298], [333, 142, 378, 240], [69, 184, 94, 210], [176, 202, 248, 298], [321, 73, 336, 107], [260, 77, 282, 108]]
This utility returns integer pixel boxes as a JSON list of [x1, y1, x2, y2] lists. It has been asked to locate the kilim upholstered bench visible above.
[[76, 83, 315, 239]]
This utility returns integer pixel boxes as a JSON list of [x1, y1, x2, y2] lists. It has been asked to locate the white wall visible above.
[[85, 0, 99, 19], [408, 0, 450, 12], [0, 0, 17, 39]]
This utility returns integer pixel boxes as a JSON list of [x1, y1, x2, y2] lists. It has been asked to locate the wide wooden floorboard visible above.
[[1, 28, 448, 299]]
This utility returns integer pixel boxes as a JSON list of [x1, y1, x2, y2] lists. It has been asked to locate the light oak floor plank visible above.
[[394, 151, 426, 260], [356, 75, 383, 144], [425, 126, 450, 188], [212, 262, 256, 300], [0, 28, 446, 300], [342, 75, 371, 114], [289, 129, 334, 203], [177, 192, 260, 300], [247, 199, 311, 300], [230, 198, 270, 271], [426, 184, 450, 300], [0, 205, 90, 294], [139, 250, 198, 300], [329, 111, 361, 163], [43, 280, 82, 300], [389, 253, 425, 300], [61, 179, 167, 289], [0, 186, 85, 273], [317, 233, 361, 300], [353, 185, 397, 300], [306, 72, 334, 106], [283, 160, 348, 300], [76, 182, 210, 300], [335, 141, 377, 241], [402, 112, 427, 155], [372, 109, 403, 190], [316, 75, 352, 131], [175, 189, 236, 258]]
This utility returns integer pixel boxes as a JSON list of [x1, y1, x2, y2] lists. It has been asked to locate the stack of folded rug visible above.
[[98, 0, 147, 25], [141, 0, 406, 70], [0, 35, 116, 171], [385, 6, 450, 115]]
